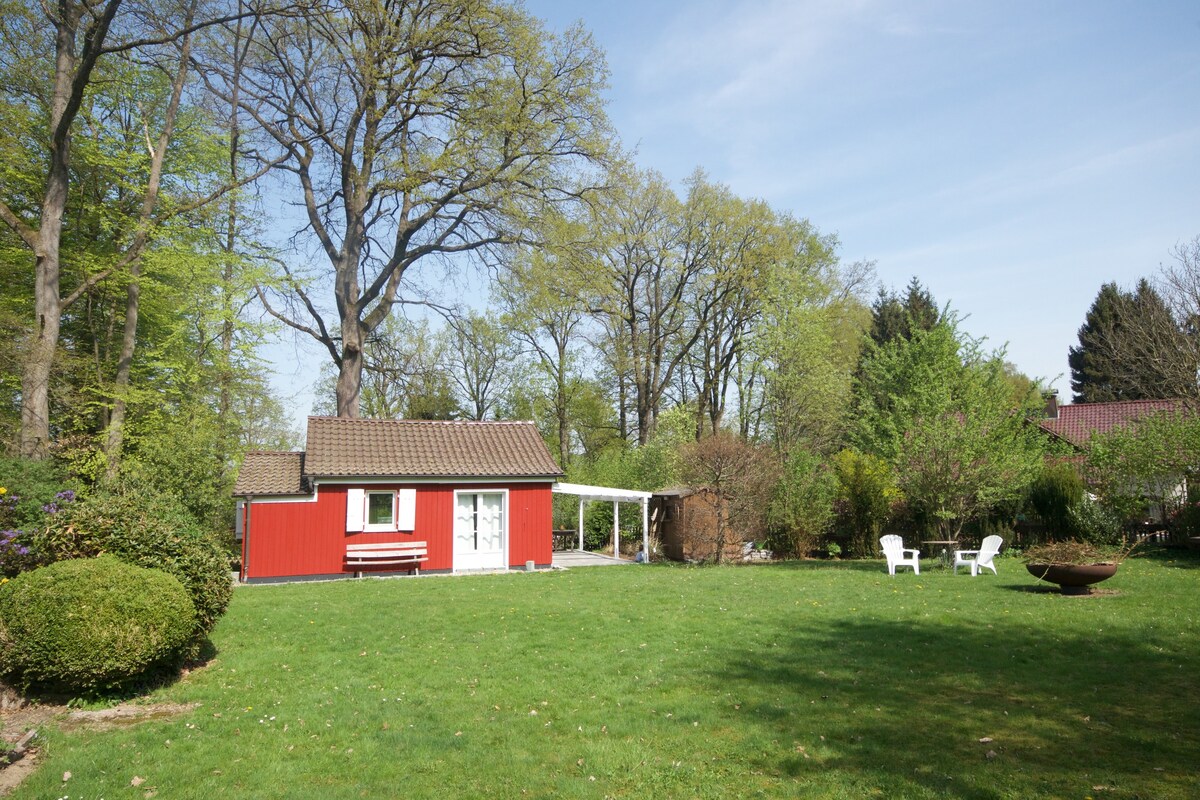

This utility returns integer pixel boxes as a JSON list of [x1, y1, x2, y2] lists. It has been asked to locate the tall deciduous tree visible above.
[[495, 222, 591, 466], [228, 0, 613, 417], [577, 167, 705, 444], [0, 0, 268, 458]]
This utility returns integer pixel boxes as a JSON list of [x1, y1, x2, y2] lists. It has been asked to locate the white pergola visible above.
[[551, 482, 654, 559]]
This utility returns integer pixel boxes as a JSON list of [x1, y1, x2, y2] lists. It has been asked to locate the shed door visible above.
[[454, 492, 506, 571]]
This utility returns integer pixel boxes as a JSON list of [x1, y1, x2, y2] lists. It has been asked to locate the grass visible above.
[[11, 551, 1200, 799]]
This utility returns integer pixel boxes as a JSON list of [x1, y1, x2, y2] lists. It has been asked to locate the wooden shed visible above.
[[233, 417, 563, 582], [650, 487, 744, 563]]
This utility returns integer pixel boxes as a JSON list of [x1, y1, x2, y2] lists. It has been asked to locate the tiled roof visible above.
[[303, 416, 563, 479], [234, 451, 307, 496], [1037, 399, 1184, 449]]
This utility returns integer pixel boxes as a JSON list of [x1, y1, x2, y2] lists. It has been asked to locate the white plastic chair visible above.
[[953, 535, 1003, 576], [880, 535, 920, 575]]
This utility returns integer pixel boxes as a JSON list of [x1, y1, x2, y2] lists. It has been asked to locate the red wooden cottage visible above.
[[232, 416, 563, 582]]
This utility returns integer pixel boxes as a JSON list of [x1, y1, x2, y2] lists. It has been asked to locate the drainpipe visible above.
[[241, 499, 251, 582]]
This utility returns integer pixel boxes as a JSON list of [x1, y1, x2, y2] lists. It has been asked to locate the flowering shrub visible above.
[[1, 489, 31, 577], [0, 483, 76, 577]]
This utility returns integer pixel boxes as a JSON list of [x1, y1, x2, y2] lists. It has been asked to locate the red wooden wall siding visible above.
[[244, 482, 553, 580], [508, 483, 552, 567], [244, 486, 346, 579]]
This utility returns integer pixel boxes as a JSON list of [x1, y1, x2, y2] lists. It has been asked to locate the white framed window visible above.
[[365, 490, 395, 531], [346, 487, 417, 533]]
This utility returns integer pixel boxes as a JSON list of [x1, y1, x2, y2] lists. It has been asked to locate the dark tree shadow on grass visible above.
[[703, 614, 1198, 799], [1133, 546, 1200, 570]]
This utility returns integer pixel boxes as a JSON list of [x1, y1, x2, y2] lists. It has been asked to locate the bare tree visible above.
[[678, 431, 779, 564], [216, 0, 612, 417], [446, 312, 513, 420]]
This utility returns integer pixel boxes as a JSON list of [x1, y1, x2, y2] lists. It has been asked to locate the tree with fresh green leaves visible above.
[[756, 237, 870, 453], [1083, 408, 1200, 527], [495, 237, 590, 465], [831, 448, 899, 558], [767, 447, 837, 557], [571, 166, 704, 444], [0, 0, 275, 459], [854, 320, 1047, 541]]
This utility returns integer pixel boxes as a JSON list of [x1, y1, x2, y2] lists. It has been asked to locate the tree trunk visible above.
[[555, 338, 570, 468], [100, 14, 195, 476], [18, 18, 77, 459], [20, 267, 61, 459], [104, 267, 141, 478], [336, 318, 364, 417]]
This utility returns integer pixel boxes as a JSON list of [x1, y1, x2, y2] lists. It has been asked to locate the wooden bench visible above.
[[345, 541, 428, 576]]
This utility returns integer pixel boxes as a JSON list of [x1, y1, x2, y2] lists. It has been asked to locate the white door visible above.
[[454, 492, 506, 570]]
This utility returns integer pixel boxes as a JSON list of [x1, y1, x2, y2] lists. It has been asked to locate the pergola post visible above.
[[612, 501, 620, 556], [578, 497, 585, 551], [551, 483, 654, 560], [642, 498, 649, 561]]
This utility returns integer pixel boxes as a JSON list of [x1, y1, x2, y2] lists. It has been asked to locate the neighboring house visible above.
[[1036, 393, 1182, 450], [233, 416, 563, 583], [1035, 393, 1187, 521]]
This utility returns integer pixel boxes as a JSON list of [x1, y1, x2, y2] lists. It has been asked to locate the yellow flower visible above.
[[0, 486, 7, 495]]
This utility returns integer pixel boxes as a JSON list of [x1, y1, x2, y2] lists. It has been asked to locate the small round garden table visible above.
[[921, 540, 957, 569]]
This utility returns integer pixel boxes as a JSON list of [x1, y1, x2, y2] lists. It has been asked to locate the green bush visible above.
[[1066, 496, 1125, 547], [1027, 462, 1085, 534], [0, 555, 194, 694], [766, 449, 837, 557], [34, 481, 231, 648], [832, 449, 899, 558]]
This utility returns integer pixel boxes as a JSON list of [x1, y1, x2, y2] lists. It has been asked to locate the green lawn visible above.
[[13, 553, 1200, 799]]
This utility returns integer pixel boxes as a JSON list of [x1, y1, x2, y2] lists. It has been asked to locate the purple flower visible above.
[[55, 490, 76, 503], [42, 502, 58, 514]]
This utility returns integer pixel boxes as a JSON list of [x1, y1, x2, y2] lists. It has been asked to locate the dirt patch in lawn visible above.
[[0, 684, 197, 796]]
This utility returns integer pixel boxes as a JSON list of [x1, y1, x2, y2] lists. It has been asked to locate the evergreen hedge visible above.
[[0, 555, 194, 694]]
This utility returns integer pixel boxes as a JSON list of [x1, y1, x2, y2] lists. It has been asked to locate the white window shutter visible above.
[[397, 488, 416, 531], [346, 488, 365, 532]]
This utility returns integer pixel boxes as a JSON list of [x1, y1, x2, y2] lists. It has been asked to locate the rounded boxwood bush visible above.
[[0, 555, 195, 694], [34, 481, 232, 650]]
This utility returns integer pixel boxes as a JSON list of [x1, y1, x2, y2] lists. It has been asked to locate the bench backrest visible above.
[[347, 541, 425, 552]]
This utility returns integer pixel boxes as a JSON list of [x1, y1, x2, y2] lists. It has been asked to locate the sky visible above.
[[519, 0, 1200, 390], [269, 0, 1200, 424]]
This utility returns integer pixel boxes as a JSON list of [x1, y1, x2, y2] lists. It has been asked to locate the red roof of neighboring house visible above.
[[1036, 399, 1183, 449]]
